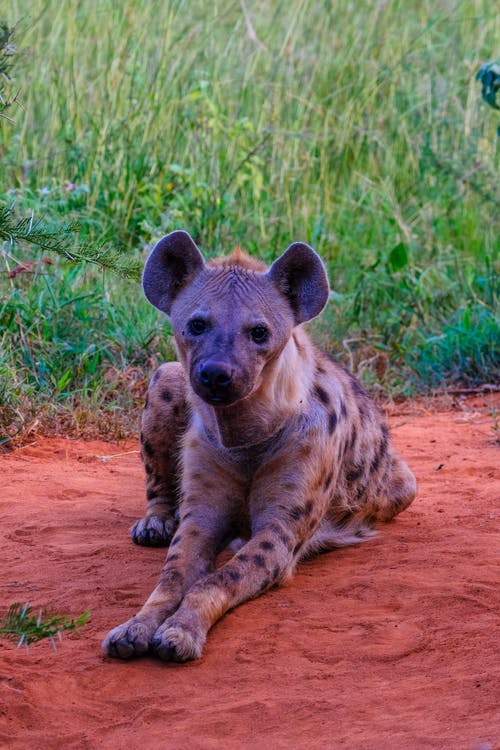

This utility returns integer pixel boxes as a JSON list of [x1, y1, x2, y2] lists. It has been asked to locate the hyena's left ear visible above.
[[266, 242, 330, 324], [142, 230, 205, 314]]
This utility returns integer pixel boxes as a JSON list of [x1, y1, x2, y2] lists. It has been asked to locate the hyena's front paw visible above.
[[151, 611, 206, 663], [130, 514, 176, 547], [102, 616, 156, 660]]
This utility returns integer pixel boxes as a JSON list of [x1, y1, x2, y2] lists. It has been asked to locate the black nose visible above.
[[199, 361, 233, 393]]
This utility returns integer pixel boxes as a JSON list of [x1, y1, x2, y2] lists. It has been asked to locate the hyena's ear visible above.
[[266, 242, 330, 324], [142, 230, 205, 314]]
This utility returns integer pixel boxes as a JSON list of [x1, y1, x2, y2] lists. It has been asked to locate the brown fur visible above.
[[103, 231, 416, 662]]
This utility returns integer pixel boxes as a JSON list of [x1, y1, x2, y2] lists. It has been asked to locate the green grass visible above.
[[0, 602, 89, 649], [1, 0, 499, 440]]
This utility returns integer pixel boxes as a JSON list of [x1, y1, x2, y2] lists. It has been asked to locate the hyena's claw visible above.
[[102, 618, 153, 659], [151, 615, 205, 662], [130, 515, 176, 547]]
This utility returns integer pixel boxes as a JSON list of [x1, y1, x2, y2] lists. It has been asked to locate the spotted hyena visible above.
[[102, 230, 416, 662]]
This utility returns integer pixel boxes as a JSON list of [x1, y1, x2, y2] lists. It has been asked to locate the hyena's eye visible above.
[[250, 325, 269, 344], [187, 318, 208, 335]]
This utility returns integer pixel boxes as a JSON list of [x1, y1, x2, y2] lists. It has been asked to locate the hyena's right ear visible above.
[[142, 230, 205, 314]]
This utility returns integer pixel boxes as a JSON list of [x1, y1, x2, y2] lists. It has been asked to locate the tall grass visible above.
[[1, 0, 499, 440]]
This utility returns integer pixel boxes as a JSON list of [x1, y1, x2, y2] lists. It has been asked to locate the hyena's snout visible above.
[[193, 358, 245, 405]]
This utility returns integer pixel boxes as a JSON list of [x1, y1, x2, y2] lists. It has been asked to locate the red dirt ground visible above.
[[0, 399, 499, 750]]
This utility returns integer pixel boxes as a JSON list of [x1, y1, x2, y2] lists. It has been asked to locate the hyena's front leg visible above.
[[131, 362, 188, 547], [151, 461, 327, 662], [103, 503, 233, 659]]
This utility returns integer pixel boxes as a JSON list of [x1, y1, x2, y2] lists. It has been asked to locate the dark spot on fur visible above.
[[182, 510, 193, 521], [324, 471, 334, 490], [143, 440, 154, 457], [173, 405, 180, 418], [348, 428, 357, 451], [145, 463, 153, 475], [304, 500, 313, 516], [346, 465, 364, 482], [170, 535, 181, 547], [273, 565, 281, 580], [370, 434, 388, 474], [371, 425, 389, 475], [161, 388, 172, 402], [238, 553, 249, 562], [228, 569, 241, 582], [293, 541, 303, 556], [308, 519, 316, 531], [152, 370, 161, 383], [144, 395, 149, 409], [314, 384, 330, 405], [369, 451, 381, 475], [317, 365, 326, 374], [168, 552, 180, 562], [340, 400, 347, 419], [328, 411, 337, 434], [253, 554, 266, 568], [146, 487, 157, 501], [189, 528, 200, 538], [259, 540, 274, 551], [260, 578, 270, 591], [335, 511, 352, 528], [289, 505, 303, 521]]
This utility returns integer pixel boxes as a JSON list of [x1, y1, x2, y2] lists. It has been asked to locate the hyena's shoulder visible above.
[[308, 346, 386, 435]]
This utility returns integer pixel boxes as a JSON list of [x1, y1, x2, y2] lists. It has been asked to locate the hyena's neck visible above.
[[193, 328, 315, 449]]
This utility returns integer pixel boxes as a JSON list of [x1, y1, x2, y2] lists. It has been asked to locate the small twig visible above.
[[240, 0, 266, 50], [445, 385, 499, 395], [96, 450, 140, 462], [220, 133, 272, 196]]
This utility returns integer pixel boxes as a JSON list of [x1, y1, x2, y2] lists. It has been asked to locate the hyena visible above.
[[102, 230, 416, 662]]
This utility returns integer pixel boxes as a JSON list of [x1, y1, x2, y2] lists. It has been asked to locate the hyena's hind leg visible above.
[[302, 451, 417, 558], [131, 362, 188, 547], [373, 452, 417, 523]]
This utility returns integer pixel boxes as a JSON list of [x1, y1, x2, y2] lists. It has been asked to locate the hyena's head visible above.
[[142, 231, 329, 406]]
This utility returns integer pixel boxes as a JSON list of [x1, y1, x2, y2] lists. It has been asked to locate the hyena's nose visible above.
[[199, 361, 233, 396]]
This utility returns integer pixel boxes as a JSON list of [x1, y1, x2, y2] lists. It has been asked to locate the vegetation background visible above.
[[1, 0, 499, 446]]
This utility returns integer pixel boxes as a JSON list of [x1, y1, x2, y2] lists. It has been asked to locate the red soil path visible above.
[[0, 400, 499, 750]]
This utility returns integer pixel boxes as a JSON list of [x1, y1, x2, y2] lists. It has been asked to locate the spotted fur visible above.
[[103, 230, 416, 662]]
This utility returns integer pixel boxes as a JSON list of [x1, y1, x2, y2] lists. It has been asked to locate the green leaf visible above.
[[56, 368, 73, 391], [388, 242, 409, 271]]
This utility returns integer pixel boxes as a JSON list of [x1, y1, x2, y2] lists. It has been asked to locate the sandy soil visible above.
[[0, 399, 498, 750]]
